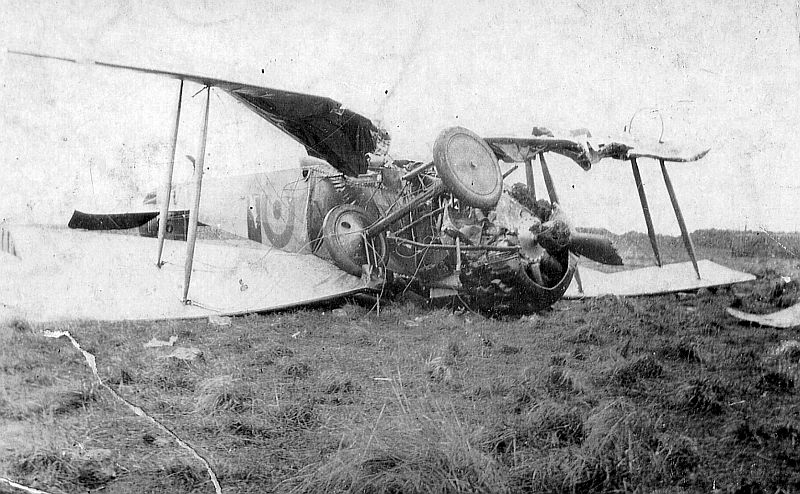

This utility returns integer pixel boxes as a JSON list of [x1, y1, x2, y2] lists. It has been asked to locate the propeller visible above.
[[568, 232, 623, 265], [520, 200, 623, 266]]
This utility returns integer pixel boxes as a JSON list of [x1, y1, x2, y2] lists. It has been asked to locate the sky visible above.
[[1, 0, 799, 234]]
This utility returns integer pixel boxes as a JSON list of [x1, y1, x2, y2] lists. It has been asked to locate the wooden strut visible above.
[[539, 153, 559, 205], [571, 253, 584, 294], [659, 159, 701, 279], [156, 79, 184, 267], [630, 157, 663, 267], [524, 157, 536, 202], [538, 152, 585, 293], [182, 87, 211, 303]]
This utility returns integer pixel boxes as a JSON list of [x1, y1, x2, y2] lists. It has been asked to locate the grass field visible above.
[[1, 230, 799, 493]]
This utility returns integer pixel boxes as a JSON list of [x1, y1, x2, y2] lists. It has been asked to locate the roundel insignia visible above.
[[260, 193, 295, 248]]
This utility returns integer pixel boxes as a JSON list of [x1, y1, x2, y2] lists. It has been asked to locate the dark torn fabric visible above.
[[229, 87, 378, 176]]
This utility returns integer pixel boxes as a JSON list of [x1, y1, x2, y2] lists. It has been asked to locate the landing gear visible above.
[[433, 126, 503, 209], [321, 204, 388, 277]]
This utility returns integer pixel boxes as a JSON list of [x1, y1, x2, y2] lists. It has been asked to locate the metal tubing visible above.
[[503, 164, 519, 179], [455, 236, 462, 274], [156, 79, 184, 267], [401, 161, 433, 181], [393, 204, 446, 237], [539, 153, 559, 204], [182, 87, 211, 303], [524, 158, 536, 202], [389, 236, 520, 252], [630, 158, 662, 267], [659, 159, 701, 279], [366, 180, 446, 237]]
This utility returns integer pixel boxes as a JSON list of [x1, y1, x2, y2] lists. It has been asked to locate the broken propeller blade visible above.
[[569, 233, 623, 266], [68, 210, 197, 231], [68, 210, 159, 230]]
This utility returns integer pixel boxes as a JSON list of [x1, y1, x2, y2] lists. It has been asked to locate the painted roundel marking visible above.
[[260, 193, 295, 248]]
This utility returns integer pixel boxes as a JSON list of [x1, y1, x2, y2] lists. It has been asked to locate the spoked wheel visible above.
[[433, 126, 503, 209], [322, 204, 388, 277]]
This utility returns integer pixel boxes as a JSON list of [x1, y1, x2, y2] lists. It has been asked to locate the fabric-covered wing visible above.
[[0, 225, 368, 323], [7, 50, 380, 177], [484, 136, 597, 170], [484, 133, 710, 169], [563, 260, 754, 298]]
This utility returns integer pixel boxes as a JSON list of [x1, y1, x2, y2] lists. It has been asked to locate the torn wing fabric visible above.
[[228, 88, 378, 177], [485, 136, 598, 170]]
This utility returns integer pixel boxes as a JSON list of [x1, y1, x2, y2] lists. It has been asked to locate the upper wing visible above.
[[619, 134, 710, 162], [484, 136, 596, 170], [7, 49, 379, 176], [484, 132, 710, 170]]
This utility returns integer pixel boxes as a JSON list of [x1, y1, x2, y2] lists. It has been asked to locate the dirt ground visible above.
[[1, 230, 799, 493]]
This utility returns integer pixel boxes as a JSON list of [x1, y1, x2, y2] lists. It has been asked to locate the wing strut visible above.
[[539, 152, 559, 204], [537, 152, 585, 293], [524, 157, 536, 202], [182, 87, 211, 303], [630, 157, 663, 267], [659, 159, 700, 279], [156, 79, 184, 267]]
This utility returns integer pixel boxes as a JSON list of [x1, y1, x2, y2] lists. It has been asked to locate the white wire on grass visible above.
[[758, 226, 799, 258], [41, 330, 223, 494], [0, 476, 55, 494]]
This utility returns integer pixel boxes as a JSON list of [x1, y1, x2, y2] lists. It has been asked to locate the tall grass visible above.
[[281, 381, 509, 494]]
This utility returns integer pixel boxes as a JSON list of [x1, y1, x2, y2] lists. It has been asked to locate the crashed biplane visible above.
[[0, 49, 754, 323]]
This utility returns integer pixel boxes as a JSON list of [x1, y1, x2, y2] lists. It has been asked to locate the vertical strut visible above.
[[659, 159, 700, 279], [539, 153, 559, 204], [539, 152, 584, 294], [156, 79, 184, 267], [524, 157, 536, 202], [570, 253, 584, 294], [630, 158, 662, 267], [182, 87, 211, 303]]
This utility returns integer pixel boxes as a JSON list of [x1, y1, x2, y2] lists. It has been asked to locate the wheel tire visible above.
[[511, 252, 576, 312], [462, 252, 575, 315], [433, 126, 503, 209], [322, 204, 388, 277]]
